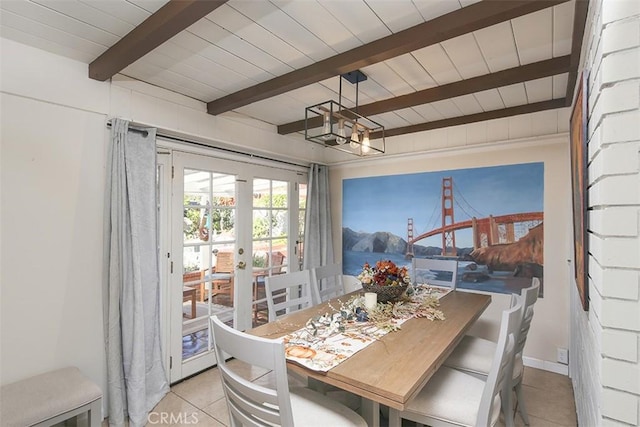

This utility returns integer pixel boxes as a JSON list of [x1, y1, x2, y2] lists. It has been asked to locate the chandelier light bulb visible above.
[[321, 111, 332, 139], [336, 119, 347, 144], [362, 129, 371, 153], [350, 125, 360, 149]]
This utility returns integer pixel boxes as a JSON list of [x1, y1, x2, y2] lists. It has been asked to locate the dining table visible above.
[[249, 289, 491, 426]]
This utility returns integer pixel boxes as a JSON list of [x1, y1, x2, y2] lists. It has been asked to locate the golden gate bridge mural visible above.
[[342, 163, 544, 295], [405, 176, 543, 292], [406, 177, 543, 259]]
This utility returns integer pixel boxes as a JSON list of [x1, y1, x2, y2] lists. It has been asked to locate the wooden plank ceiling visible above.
[[1, 0, 588, 142]]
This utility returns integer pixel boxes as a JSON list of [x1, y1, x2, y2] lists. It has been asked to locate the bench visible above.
[[1, 367, 102, 426]]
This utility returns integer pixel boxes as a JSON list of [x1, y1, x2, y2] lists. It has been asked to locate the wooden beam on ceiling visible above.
[[278, 55, 571, 135], [207, 0, 569, 115], [368, 99, 566, 139], [565, 0, 590, 106], [89, 0, 228, 81]]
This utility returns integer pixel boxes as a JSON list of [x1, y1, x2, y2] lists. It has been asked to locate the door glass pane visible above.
[[182, 169, 235, 361], [252, 179, 289, 326]]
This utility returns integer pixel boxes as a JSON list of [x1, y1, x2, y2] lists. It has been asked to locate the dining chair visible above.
[[444, 277, 541, 427], [412, 258, 458, 289], [388, 295, 523, 427], [310, 263, 345, 303], [264, 269, 315, 321], [342, 275, 361, 293], [209, 316, 367, 427]]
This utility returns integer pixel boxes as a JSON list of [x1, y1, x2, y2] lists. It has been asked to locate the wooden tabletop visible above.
[[249, 290, 491, 410]]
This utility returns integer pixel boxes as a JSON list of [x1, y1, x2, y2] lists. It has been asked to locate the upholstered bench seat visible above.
[[1, 367, 102, 427]]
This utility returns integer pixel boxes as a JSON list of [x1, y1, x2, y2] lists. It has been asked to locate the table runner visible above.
[[282, 285, 451, 372]]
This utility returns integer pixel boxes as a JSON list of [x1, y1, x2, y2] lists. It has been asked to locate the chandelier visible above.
[[304, 70, 385, 156]]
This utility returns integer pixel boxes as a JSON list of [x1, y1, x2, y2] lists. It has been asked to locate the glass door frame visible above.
[[164, 145, 308, 382]]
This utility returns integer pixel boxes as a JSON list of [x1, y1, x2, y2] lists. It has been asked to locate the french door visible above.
[[166, 149, 306, 382]]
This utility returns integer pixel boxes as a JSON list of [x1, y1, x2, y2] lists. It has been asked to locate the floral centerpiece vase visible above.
[[357, 260, 411, 303]]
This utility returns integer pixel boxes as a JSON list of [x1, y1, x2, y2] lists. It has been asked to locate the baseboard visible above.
[[523, 356, 569, 376]]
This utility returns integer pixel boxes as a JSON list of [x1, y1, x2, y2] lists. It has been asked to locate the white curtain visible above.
[[104, 119, 169, 427], [303, 164, 334, 269]]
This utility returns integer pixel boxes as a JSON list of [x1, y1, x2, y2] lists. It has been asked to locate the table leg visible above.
[[360, 398, 380, 427]]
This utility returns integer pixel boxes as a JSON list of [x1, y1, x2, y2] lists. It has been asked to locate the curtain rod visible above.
[[106, 120, 309, 169]]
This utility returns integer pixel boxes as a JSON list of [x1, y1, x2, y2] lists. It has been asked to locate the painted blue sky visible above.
[[342, 162, 544, 248]]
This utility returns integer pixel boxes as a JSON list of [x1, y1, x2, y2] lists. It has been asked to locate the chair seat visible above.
[[403, 367, 501, 427], [290, 387, 367, 427], [446, 335, 523, 380]]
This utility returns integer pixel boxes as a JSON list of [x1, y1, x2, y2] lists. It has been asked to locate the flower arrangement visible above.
[[357, 260, 411, 287]]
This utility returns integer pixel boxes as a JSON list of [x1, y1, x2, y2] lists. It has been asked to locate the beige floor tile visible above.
[[170, 369, 225, 410], [144, 392, 224, 427], [514, 412, 576, 427], [519, 382, 577, 426], [202, 397, 231, 426]]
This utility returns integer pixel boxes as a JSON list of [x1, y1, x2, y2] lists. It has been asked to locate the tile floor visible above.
[[103, 363, 577, 426]]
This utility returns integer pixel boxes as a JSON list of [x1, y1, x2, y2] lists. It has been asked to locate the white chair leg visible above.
[[387, 407, 402, 427], [89, 399, 102, 426], [515, 380, 530, 425], [502, 386, 516, 427]]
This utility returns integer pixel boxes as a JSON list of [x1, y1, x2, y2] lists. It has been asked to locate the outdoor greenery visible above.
[[183, 195, 235, 241]]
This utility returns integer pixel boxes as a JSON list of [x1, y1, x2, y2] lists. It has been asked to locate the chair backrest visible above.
[[476, 294, 523, 427], [411, 258, 458, 288], [514, 277, 540, 359], [209, 315, 294, 427], [215, 251, 234, 273], [264, 269, 315, 321], [342, 275, 361, 293], [311, 263, 344, 304], [270, 251, 286, 274]]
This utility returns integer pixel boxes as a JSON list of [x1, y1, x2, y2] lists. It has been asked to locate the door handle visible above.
[[237, 261, 246, 270]]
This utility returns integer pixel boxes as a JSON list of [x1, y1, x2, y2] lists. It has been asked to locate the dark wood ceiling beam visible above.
[[89, 0, 228, 81], [370, 99, 566, 139], [207, 0, 569, 115], [278, 55, 571, 135], [565, 0, 590, 106]]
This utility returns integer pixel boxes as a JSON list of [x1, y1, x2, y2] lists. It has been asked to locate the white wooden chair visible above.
[[209, 316, 367, 427], [264, 269, 315, 321], [342, 275, 361, 293], [444, 278, 540, 427], [388, 295, 523, 427], [311, 263, 345, 303], [412, 258, 458, 289]]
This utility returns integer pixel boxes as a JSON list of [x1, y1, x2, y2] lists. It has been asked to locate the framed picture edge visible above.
[[570, 71, 589, 311]]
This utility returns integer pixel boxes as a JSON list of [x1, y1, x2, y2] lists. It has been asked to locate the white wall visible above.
[[570, 1, 640, 425], [0, 37, 325, 412], [1, 38, 110, 393], [329, 135, 573, 370]]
